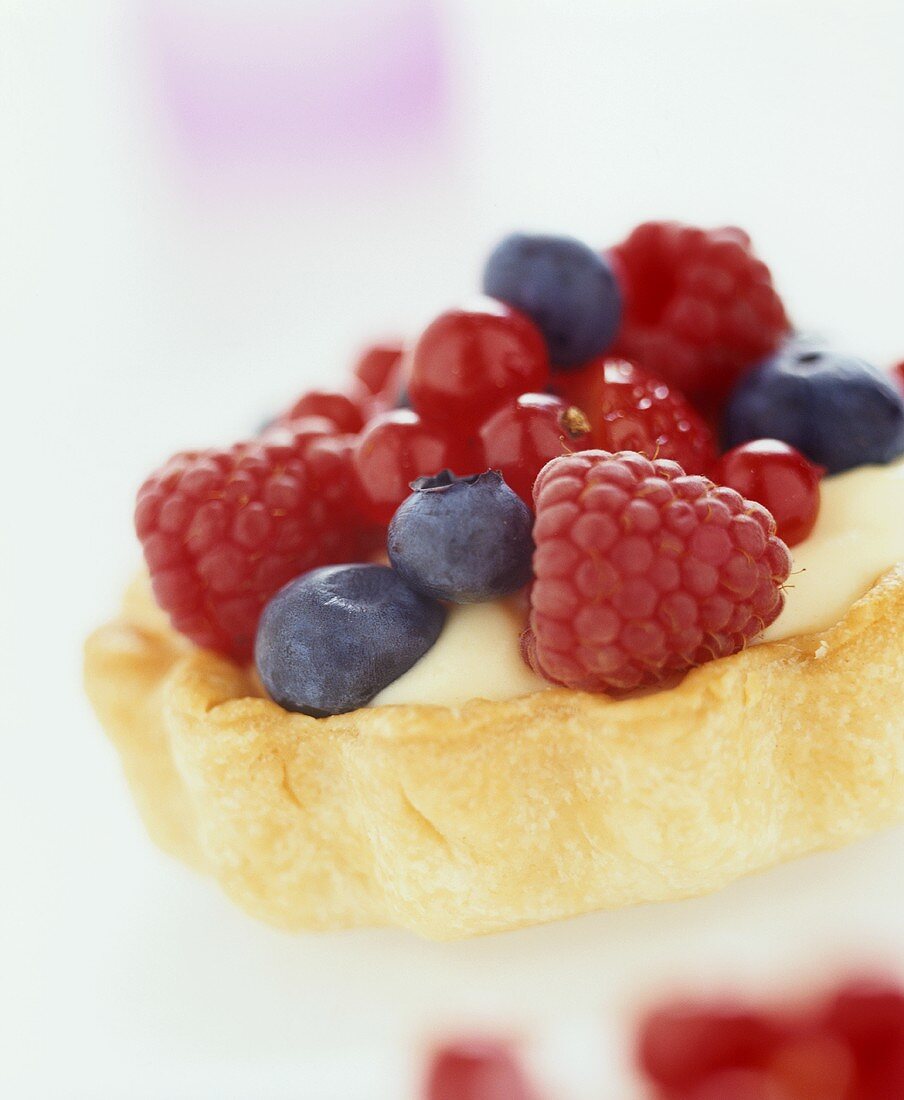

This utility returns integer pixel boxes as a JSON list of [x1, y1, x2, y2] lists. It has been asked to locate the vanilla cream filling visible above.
[[762, 455, 904, 640], [372, 598, 549, 707], [371, 457, 904, 707]]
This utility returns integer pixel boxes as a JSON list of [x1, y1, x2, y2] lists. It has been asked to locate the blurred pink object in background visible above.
[[140, 0, 451, 174]]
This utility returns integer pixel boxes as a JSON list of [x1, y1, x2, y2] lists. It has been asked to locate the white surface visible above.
[[3, 2, 904, 1097]]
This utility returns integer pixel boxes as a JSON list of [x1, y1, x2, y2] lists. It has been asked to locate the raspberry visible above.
[[554, 356, 717, 475], [893, 360, 904, 396], [478, 393, 591, 506], [712, 440, 823, 547], [409, 300, 550, 430], [352, 409, 476, 525], [610, 221, 789, 407], [526, 451, 791, 693], [135, 419, 368, 663]]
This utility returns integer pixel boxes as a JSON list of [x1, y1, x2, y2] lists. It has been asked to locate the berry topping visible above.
[[525, 451, 792, 693], [408, 299, 549, 429], [610, 221, 789, 405], [424, 1040, 537, 1100], [388, 471, 534, 602], [352, 340, 405, 406], [255, 564, 445, 716], [135, 420, 367, 663], [478, 393, 591, 507], [723, 342, 904, 475], [352, 409, 475, 525], [712, 439, 823, 547], [482, 232, 622, 368], [554, 356, 717, 474], [276, 389, 366, 434]]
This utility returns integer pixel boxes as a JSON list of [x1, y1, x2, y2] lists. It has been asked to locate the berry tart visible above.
[[84, 224, 904, 939]]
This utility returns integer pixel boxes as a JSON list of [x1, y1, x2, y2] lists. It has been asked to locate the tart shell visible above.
[[84, 569, 904, 940]]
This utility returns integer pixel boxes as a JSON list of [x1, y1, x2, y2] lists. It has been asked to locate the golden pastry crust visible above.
[[84, 568, 904, 940]]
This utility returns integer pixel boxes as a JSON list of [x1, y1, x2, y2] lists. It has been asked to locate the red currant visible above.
[[478, 393, 590, 507], [554, 356, 717, 474], [352, 340, 405, 406], [409, 299, 550, 429], [712, 439, 823, 547], [278, 390, 366, 434], [352, 410, 475, 525]]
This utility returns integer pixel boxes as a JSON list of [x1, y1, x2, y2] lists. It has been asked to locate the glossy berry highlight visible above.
[[408, 299, 550, 429], [255, 564, 446, 716], [526, 450, 792, 693], [713, 439, 823, 547], [352, 409, 475, 525], [388, 471, 534, 602], [554, 356, 717, 475], [478, 393, 591, 507], [482, 232, 622, 368]]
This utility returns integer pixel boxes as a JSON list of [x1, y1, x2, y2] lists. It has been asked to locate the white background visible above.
[[3, 1, 904, 1097]]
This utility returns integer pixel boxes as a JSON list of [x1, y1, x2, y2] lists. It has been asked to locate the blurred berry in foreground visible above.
[[424, 1039, 540, 1100], [638, 977, 904, 1099]]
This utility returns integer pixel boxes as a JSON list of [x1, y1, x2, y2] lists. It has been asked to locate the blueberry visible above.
[[482, 233, 622, 368], [255, 564, 445, 716], [723, 342, 904, 475], [388, 470, 534, 602]]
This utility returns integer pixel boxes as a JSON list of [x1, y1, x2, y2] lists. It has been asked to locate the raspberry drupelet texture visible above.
[[610, 221, 789, 407], [135, 419, 370, 663], [526, 451, 792, 693]]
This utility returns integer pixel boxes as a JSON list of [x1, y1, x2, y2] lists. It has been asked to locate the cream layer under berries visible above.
[[134, 223, 904, 717]]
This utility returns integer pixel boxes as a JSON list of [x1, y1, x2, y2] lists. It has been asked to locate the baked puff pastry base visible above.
[[83, 568, 904, 940]]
